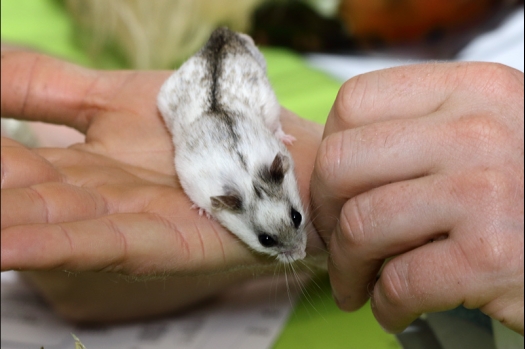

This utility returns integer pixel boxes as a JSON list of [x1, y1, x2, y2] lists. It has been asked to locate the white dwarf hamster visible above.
[[157, 27, 307, 263]]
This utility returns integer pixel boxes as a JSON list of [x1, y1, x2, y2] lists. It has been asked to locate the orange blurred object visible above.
[[338, 0, 504, 47]]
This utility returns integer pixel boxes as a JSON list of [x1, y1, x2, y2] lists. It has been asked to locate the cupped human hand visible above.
[[310, 62, 524, 334], [1, 50, 325, 276]]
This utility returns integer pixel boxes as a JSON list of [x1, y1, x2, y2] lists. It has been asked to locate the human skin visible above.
[[310, 62, 524, 334], [0, 50, 326, 322]]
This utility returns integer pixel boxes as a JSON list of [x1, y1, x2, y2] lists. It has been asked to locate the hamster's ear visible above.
[[211, 194, 243, 212], [258, 152, 290, 185], [269, 152, 290, 183]]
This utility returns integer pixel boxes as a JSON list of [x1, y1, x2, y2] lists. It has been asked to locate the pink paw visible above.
[[191, 204, 212, 219], [275, 129, 296, 145], [280, 133, 296, 145]]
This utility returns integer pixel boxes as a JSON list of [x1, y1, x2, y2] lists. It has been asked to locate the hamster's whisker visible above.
[[283, 261, 295, 310], [295, 260, 324, 292], [290, 261, 327, 319]]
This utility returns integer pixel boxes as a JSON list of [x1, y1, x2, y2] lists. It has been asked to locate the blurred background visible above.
[[1, 1, 524, 348], [9, 0, 523, 69], [2, 0, 523, 147]]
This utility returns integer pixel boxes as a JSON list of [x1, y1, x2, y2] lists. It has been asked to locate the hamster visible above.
[[157, 27, 307, 263]]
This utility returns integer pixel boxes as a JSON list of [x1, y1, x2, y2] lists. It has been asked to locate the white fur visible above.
[[157, 29, 306, 262]]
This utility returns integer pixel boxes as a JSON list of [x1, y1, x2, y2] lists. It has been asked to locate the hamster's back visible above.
[[158, 28, 278, 142]]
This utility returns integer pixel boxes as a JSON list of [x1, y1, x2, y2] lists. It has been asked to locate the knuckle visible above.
[[338, 196, 370, 248], [482, 170, 520, 203], [473, 62, 523, 97], [453, 169, 518, 210], [378, 257, 427, 309], [456, 233, 511, 283], [448, 170, 523, 272], [462, 200, 522, 274], [451, 114, 511, 156], [27, 186, 50, 223], [475, 237, 510, 272], [453, 63, 524, 152], [99, 218, 129, 272], [315, 128, 366, 192], [314, 132, 346, 186], [377, 261, 409, 308], [333, 74, 369, 128]]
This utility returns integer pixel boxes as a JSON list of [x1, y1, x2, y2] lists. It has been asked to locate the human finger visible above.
[[0, 51, 169, 134], [1, 138, 62, 189], [322, 61, 522, 138], [1, 211, 260, 275], [313, 62, 524, 239], [327, 173, 460, 312], [370, 183, 524, 334], [27, 146, 176, 189], [1, 169, 181, 230], [1, 51, 100, 132], [1, 183, 109, 229], [311, 102, 519, 241], [370, 240, 471, 333], [323, 63, 455, 137], [312, 115, 439, 240], [370, 231, 525, 334]]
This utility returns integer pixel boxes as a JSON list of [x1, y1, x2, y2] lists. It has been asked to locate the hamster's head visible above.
[[210, 153, 307, 263]]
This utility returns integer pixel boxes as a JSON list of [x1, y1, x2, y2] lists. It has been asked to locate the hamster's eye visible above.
[[291, 208, 302, 229], [258, 234, 278, 248]]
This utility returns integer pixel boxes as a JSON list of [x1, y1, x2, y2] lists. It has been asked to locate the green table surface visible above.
[[1, 1, 401, 348]]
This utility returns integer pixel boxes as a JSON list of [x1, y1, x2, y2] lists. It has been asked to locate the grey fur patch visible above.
[[199, 28, 255, 170], [211, 195, 242, 211], [259, 153, 289, 185], [211, 193, 243, 212], [252, 177, 284, 199], [200, 27, 249, 115], [236, 150, 248, 170]]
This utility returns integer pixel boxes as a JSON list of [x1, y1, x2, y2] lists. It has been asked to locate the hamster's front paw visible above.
[[191, 204, 212, 219], [275, 128, 296, 145]]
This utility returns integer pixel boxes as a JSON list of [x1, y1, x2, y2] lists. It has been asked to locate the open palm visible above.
[[1, 50, 324, 276]]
